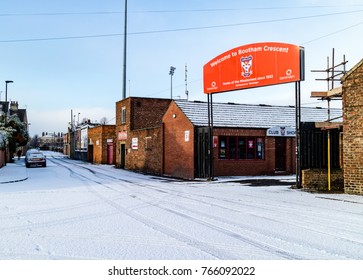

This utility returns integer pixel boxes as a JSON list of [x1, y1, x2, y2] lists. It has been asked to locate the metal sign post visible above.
[[203, 42, 305, 182], [295, 81, 302, 188], [209, 93, 214, 180]]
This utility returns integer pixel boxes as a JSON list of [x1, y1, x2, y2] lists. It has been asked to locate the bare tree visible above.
[[29, 134, 40, 148], [100, 117, 108, 125]]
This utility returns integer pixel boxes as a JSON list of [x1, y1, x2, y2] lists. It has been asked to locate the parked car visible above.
[[25, 150, 46, 168]]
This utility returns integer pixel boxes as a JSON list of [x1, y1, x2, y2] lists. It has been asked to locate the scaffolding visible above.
[[310, 48, 347, 191]]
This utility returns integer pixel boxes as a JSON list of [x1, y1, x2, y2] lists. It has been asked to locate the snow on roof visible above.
[[174, 100, 342, 128]]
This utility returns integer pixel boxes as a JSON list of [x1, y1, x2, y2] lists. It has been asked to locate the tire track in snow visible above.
[[65, 157, 363, 225], [132, 194, 361, 259], [55, 157, 363, 243], [125, 178, 363, 239], [104, 184, 355, 259], [100, 172, 363, 243], [0, 210, 120, 234], [47, 157, 363, 259], [51, 158, 302, 259], [130, 186, 363, 259], [50, 157, 233, 259]]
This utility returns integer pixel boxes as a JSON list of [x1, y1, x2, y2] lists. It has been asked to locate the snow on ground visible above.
[[0, 151, 362, 260]]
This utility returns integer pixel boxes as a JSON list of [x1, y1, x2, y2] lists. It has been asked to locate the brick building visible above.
[[163, 100, 341, 179], [115, 97, 341, 180], [342, 58, 363, 195], [63, 121, 101, 162], [63, 132, 70, 157], [164, 101, 282, 179], [88, 125, 116, 164], [115, 97, 171, 175]]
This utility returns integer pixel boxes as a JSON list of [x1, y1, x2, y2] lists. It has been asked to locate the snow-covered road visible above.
[[1, 152, 362, 260]]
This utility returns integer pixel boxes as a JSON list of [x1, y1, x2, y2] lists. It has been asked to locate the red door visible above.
[[107, 144, 114, 165]]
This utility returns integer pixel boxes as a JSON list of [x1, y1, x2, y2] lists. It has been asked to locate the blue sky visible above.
[[1, 0, 362, 136]]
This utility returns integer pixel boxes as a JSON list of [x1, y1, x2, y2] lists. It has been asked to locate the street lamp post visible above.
[[169, 66, 176, 99], [5, 80, 13, 120], [4, 80, 14, 165]]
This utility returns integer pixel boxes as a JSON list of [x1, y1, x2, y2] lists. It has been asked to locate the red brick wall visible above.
[[125, 127, 163, 175], [88, 126, 102, 163], [342, 60, 363, 195], [163, 104, 296, 179], [115, 97, 171, 175], [214, 128, 276, 176], [115, 98, 131, 167], [116, 98, 297, 179], [130, 98, 171, 130], [163, 102, 195, 179], [88, 125, 116, 164]]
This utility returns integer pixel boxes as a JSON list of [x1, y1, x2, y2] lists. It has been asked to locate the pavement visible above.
[[0, 158, 28, 184]]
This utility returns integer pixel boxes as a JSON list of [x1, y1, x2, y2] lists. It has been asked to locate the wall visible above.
[[115, 97, 171, 175], [0, 150, 4, 168], [88, 125, 116, 164], [213, 128, 296, 176], [302, 169, 344, 192], [342, 59, 363, 195], [63, 132, 70, 157], [115, 98, 131, 167], [163, 102, 297, 179], [115, 98, 298, 179], [73, 151, 88, 161], [126, 127, 164, 175], [130, 98, 172, 130], [163, 102, 195, 179]]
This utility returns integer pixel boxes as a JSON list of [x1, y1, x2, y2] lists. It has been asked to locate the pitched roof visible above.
[[174, 100, 342, 128]]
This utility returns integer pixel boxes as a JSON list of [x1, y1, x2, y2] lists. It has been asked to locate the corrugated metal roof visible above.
[[174, 100, 342, 128]]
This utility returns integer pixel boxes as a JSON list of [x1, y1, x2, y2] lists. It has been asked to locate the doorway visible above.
[[195, 127, 210, 178], [107, 144, 114, 165], [120, 144, 126, 169], [88, 145, 94, 163], [275, 137, 286, 172]]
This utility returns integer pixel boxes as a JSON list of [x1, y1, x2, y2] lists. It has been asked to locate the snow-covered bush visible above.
[[0, 114, 28, 150], [0, 131, 6, 149]]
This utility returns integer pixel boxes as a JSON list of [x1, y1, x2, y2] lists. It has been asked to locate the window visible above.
[[247, 138, 255, 159], [228, 137, 237, 159], [219, 137, 226, 159], [238, 138, 246, 159], [256, 138, 264, 160], [121, 107, 126, 124], [219, 136, 264, 160]]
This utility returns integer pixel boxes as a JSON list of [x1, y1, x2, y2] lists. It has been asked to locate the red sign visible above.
[[118, 131, 127, 141], [213, 136, 218, 148], [203, 42, 304, 94]]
